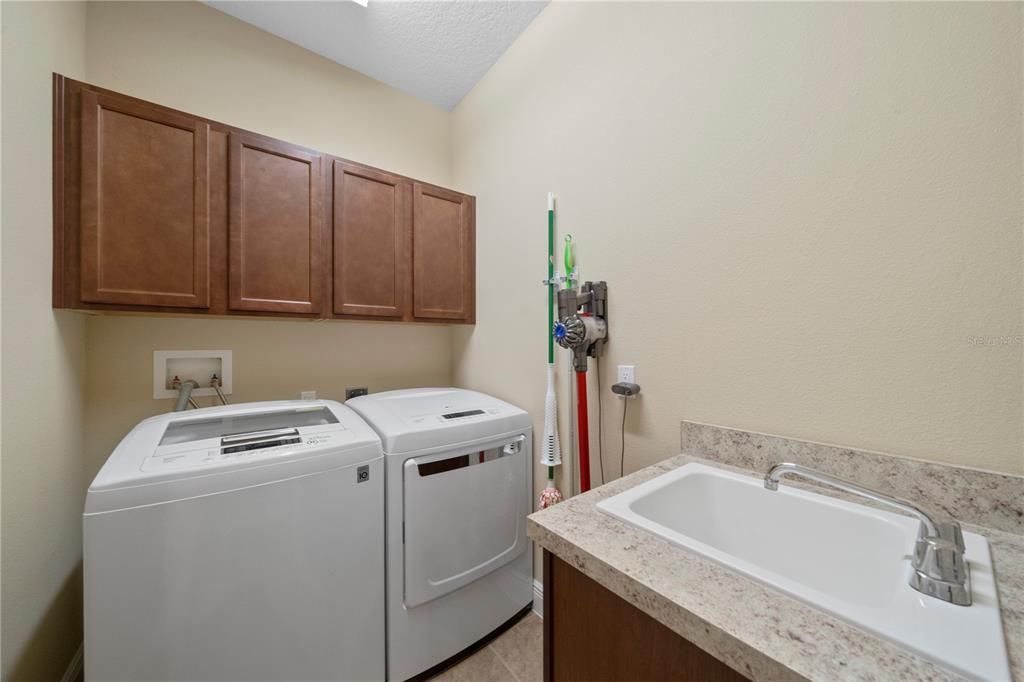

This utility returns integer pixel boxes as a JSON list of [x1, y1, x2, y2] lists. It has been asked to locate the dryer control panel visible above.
[[347, 388, 532, 456], [412, 407, 502, 426]]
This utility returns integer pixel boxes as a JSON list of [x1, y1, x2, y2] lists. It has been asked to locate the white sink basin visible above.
[[597, 462, 1010, 681]]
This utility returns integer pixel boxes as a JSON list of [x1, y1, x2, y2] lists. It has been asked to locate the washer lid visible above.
[[346, 388, 530, 455], [86, 400, 382, 513]]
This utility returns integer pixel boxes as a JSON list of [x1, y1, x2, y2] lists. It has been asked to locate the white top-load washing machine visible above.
[[346, 388, 533, 681], [84, 400, 386, 682]]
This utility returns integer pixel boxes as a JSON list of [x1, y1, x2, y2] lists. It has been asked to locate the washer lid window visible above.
[[160, 405, 339, 445]]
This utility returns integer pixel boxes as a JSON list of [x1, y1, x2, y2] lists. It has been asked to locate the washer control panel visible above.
[[142, 433, 337, 472]]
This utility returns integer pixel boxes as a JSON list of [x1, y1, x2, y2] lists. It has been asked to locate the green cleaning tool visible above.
[[538, 192, 563, 509]]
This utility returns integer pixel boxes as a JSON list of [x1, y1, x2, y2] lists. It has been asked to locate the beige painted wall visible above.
[[85, 1, 452, 184], [84, 316, 453, 476], [452, 0, 1024, 519], [1, 3, 88, 680], [80, 1, 456, 477], [3, 2, 455, 677], [3, 2, 1022, 678]]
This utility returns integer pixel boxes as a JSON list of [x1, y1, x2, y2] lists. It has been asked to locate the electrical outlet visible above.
[[300, 390, 317, 400], [345, 387, 369, 401], [617, 365, 636, 384]]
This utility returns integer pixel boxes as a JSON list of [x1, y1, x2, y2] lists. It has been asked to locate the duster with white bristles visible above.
[[540, 363, 561, 469], [538, 193, 563, 509]]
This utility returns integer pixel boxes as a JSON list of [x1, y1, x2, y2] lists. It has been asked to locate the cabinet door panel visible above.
[[80, 91, 210, 307], [546, 552, 750, 681], [333, 162, 409, 318], [413, 184, 474, 321], [229, 133, 322, 314]]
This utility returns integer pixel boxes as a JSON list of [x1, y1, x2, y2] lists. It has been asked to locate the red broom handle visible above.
[[576, 370, 591, 492]]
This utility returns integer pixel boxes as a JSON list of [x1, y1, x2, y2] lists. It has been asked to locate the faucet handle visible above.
[[911, 520, 971, 605], [910, 541, 972, 605], [917, 519, 966, 552]]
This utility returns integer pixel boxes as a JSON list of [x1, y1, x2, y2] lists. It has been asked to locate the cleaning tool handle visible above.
[[547, 195, 555, 365], [563, 235, 574, 290], [576, 370, 591, 492], [547, 193, 556, 481]]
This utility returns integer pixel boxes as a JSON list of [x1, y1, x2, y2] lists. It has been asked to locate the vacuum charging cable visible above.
[[611, 382, 640, 479]]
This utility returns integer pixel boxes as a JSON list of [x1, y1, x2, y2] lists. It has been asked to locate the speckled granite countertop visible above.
[[528, 454, 1024, 682]]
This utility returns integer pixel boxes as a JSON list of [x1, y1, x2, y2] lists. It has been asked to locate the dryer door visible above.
[[402, 435, 528, 607]]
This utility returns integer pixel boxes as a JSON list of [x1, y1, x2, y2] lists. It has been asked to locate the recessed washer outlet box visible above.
[[153, 350, 233, 400]]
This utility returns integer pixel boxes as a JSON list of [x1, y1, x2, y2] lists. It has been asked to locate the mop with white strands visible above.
[[538, 192, 564, 509]]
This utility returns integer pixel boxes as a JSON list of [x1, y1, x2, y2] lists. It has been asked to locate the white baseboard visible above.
[[532, 578, 543, 619], [61, 642, 83, 682]]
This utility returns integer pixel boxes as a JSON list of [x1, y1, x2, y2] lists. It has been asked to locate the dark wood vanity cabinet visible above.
[[543, 551, 750, 682], [53, 75, 475, 324]]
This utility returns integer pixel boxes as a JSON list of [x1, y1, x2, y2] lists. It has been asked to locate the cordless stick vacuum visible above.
[[538, 193, 564, 509], [554, 277, 608, 493]]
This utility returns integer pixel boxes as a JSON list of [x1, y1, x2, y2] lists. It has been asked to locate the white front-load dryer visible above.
[[347, 389, 533, 681], [84, 400, 386, 682]]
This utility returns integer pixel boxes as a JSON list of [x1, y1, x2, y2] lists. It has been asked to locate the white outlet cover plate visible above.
[[153, 350, 233, 399], [617, 365, 636, 384]]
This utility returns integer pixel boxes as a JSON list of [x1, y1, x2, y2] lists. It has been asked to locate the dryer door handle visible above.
[[503, 437, 524, 455]]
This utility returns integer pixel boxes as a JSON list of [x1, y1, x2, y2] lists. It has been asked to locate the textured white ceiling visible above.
[[203, 0, 549, 110]]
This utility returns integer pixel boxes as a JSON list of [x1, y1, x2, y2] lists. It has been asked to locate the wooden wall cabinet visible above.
[[78, 90, 211, 308], [412, 184, 475, 322], [332, 161, 410, 319], [229, 132, 323, 315], [53, 75, 475, 324]]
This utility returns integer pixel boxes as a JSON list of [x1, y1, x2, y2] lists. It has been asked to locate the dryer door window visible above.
[[402, 435, 528, 608]]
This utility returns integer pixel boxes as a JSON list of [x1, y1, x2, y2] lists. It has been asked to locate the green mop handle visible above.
[[548, 195, 555, 366], [547, 193, 556, 480]]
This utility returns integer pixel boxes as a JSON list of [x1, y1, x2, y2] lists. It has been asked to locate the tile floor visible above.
[[73, 614, 542, 682], [428, 612, 543, 682]]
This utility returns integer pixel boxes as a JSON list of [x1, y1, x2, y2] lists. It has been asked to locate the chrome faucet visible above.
[[764, 463, 971, 606]]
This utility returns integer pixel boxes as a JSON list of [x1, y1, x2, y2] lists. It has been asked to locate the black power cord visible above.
[[610, 382, 639, 479], [620, 397, 628, 479]]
